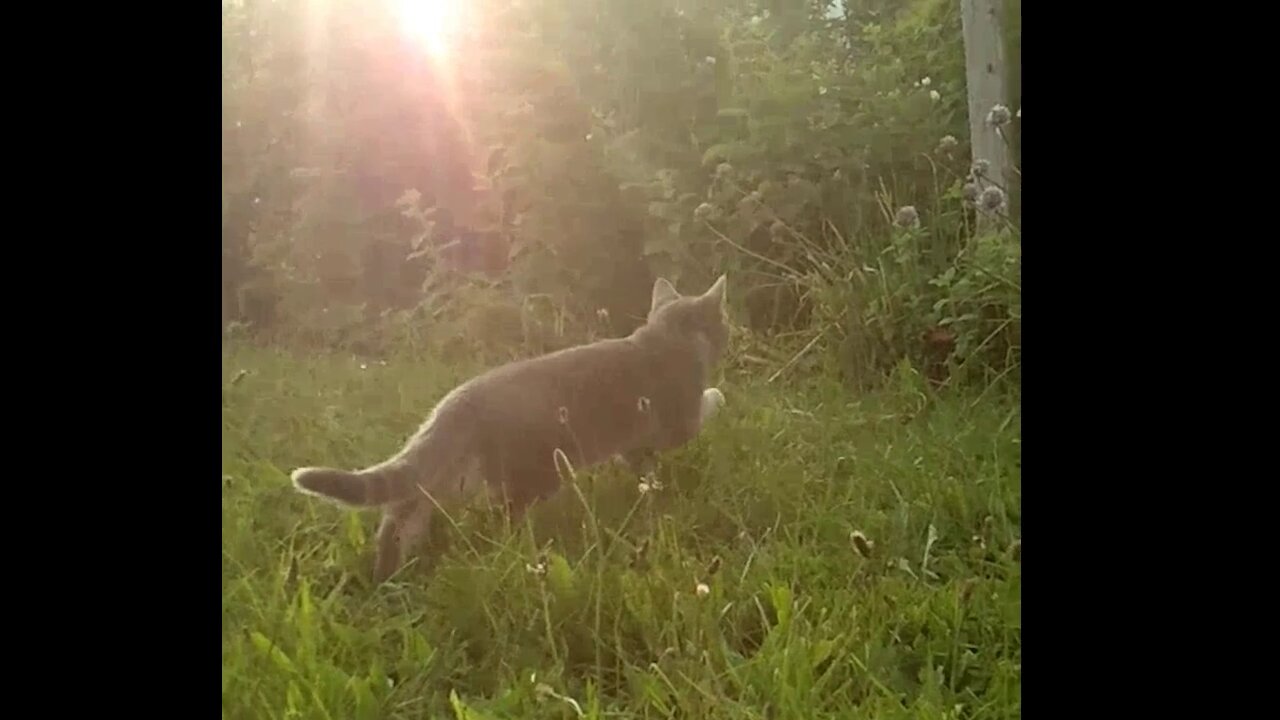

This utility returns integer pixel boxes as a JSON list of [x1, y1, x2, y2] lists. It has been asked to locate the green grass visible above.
[[222, 345, 1021, 719]]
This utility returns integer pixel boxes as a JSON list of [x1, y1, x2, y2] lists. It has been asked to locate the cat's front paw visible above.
[[700, 387, 725, 423]]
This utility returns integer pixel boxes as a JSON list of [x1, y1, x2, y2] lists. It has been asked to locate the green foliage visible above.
[[221, 0, 1020, 383], [223, 346, 1021, 719]]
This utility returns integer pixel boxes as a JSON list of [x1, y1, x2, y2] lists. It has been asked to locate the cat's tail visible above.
[[290, 463, 413, 507], [291, 407, 477, 507]]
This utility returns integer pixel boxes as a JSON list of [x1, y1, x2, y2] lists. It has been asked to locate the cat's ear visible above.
[[702, 274, 727, 308], [651, 277, 680, 314]]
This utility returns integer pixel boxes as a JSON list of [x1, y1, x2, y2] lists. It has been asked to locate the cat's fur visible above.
[[291, 275, 731, 582]]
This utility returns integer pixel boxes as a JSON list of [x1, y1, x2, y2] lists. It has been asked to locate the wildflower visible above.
[[970, 158, 990, 179], [961, 182, 979, 203], [694, 202, 715, 221], [526, 558, 547, 577], [695, 582, 711, 598], [937, 135, 958, 153], [987, 104, 1012, 126], [638, 472, 662, 495], [978, 186, 1007, 214], [921, 76, 932, 87], [850, 530, 874, 558], [894, 205, 920, 229], [929, 90, 941, 102]]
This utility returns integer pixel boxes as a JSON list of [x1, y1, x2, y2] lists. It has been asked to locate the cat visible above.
[[290, 274, 731, 582]]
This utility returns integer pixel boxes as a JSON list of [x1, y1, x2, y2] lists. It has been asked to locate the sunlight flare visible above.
[[390, 0, 466, 60]]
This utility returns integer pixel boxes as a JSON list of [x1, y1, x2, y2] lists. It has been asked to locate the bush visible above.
[[222, 0, 1020, 390]]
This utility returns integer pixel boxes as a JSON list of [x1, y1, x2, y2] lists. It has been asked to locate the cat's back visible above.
[[447, 336, 644, 399]]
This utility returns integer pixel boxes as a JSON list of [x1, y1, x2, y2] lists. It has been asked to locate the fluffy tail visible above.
[[291, 409, 477, 507], [290, 464, 410, 507]]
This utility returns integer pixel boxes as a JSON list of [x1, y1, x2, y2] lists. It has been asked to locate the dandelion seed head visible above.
[[986, 103, 1011, 126], [894, 205, 920, 229], [970, 159, 990, 178]]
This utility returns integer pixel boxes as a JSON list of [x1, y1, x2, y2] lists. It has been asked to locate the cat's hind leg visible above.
[[700, 387, 725, 425]]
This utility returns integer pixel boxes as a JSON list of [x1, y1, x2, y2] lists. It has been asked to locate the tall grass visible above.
[[222, 345, 1020, 719]]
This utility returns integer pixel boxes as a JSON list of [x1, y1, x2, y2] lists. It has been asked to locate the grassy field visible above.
[[221, 345, 1021, 719]]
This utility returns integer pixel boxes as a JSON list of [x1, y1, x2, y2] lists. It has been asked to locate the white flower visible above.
[[921, 76, 932, 87], [929, 90, 941, 102], [695, 582, 711, 598]]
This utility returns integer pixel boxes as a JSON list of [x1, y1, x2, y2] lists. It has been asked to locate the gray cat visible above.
[[291, 275, 731, 582]]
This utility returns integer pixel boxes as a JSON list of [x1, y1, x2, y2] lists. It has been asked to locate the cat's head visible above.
[[647, 275, 730, 360]]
